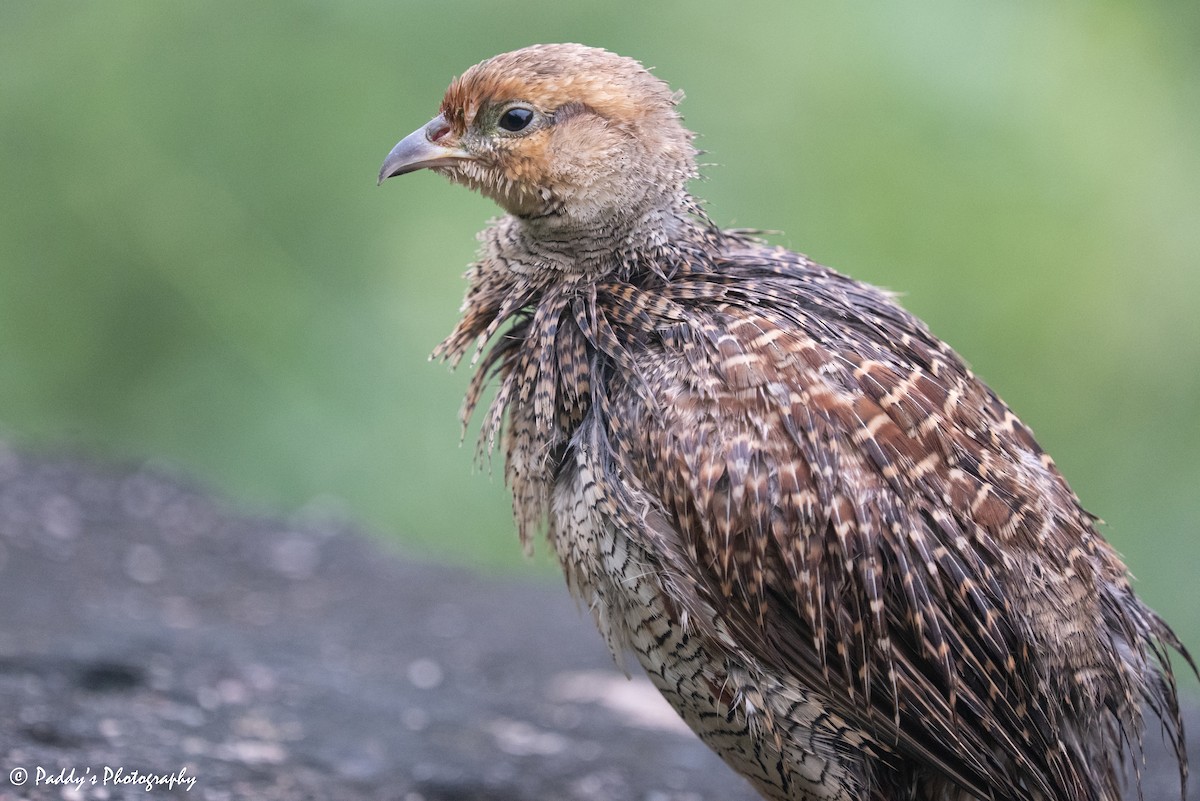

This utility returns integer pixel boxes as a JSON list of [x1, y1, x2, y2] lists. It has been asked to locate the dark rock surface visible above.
[[0, 445, 1194, 801]]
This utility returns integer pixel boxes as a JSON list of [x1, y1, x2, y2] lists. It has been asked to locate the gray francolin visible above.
[[379, 44, 1191, 801]]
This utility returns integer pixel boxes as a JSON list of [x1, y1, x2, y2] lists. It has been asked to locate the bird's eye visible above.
[[498, 107, 535, 133]]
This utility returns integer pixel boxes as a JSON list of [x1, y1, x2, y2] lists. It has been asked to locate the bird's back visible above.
[[449, 223, 1187, 800]]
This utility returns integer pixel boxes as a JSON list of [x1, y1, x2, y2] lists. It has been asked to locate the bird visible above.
[[378, 44, 1192, 801]]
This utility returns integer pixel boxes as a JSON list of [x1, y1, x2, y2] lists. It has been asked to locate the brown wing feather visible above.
[[583, 242, 1184, 801], [439, 218, 1189, 800]]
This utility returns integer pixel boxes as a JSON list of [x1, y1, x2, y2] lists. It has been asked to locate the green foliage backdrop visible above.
[[1, 3, 1197, 660]]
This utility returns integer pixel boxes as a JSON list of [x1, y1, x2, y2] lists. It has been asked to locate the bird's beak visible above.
[[378, 114, 469, 185]]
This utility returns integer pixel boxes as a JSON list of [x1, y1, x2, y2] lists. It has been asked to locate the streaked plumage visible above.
[[380, 44, 1192, 801]]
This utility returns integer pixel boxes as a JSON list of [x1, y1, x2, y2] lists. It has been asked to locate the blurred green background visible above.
[[1, 3, 1197, 666]]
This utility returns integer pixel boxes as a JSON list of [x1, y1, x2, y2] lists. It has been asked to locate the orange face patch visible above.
[[439, 45, 673, 138]]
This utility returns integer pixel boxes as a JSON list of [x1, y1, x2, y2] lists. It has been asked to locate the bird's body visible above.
[[380, 44, 1190, 801]]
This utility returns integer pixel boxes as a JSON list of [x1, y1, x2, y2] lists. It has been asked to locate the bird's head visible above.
[[379, 44, 697, 234]]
